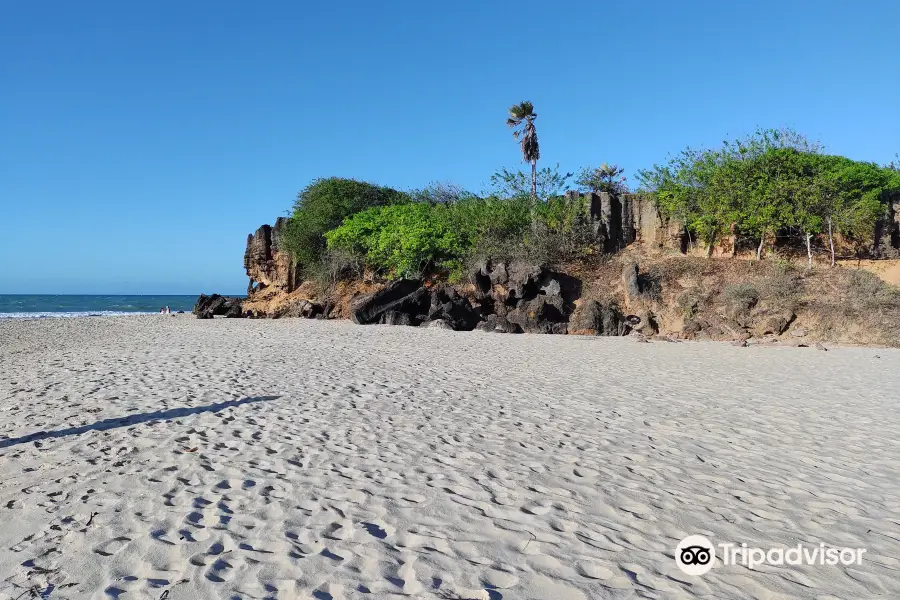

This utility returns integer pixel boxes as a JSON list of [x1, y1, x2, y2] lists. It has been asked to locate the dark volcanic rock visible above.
[[350, 280, 479, 330], [470, 261, 493, 298], [569, 300, 630, 336], [381, 310, 413, 326], [350, 279, 428, 325], [422, 318, 454, 330], [275, 298, 323, 319], [194, 294, 244, 319], [474, 314, 523, 333], [506, 294, 569, 334], [427, 285, 481, 331], [468, 260, 581, 334], [622, 262, 642, 303], [506, 263, 543, 303]]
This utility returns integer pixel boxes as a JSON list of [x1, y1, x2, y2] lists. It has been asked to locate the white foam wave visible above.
[[0, 311, 164, 320]]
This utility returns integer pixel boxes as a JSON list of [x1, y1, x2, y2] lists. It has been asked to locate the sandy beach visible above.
[[0, 315, 898, 599]]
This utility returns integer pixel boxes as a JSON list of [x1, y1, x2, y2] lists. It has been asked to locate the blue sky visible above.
[[1, 0, 898, 294]]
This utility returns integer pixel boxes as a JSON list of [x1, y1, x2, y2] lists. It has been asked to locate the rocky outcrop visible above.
[[876, 190, 900, 257], [349, 281, 481, 329], [474, 314, 523, 333], [569, 300, 630, 336], [425, 285, 481, 331], [563, 191, 687, 253], [245, 217, 301, 296], [470, 260, 580, 334], [350, 279, 428, 325], [193, 294, 244, 319], [345, 262, 592, 334], [273, 298, 324, 319]]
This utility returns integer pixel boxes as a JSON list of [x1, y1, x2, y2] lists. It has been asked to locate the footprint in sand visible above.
[[94, 536, 132, 557]]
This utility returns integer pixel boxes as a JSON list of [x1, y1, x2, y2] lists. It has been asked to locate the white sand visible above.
[[0, 315, 898, 600]]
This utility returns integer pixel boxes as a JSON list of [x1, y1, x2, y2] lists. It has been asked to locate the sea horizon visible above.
[[0, 293, 235, 318]]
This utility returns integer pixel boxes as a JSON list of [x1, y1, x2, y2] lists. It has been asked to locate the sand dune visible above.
[[1, 315, 898, 599]]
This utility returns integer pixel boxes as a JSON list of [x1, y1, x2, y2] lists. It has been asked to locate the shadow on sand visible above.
[[0, 395, 280, 450]]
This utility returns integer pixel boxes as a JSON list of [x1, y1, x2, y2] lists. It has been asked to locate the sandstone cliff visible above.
[[232, 192, 900, 346], [244, 217, 302, 296], [572, 191, 686, 252], [242, 217, 313, 317]]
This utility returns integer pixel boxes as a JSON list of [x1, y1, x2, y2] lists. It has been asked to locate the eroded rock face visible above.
[[194, 294, 244, 319], [273, 298, 324, 319], [469, 260, 581, 334], [350, 279, 428, 325], [566, 191, 686, 253], [426, 285, 481, 331], [569, 300, 630, 336], [245, 217, 302, 296]]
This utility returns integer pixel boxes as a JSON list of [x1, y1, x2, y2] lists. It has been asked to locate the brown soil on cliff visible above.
[[243, 245, 900, 347], [564, 250, 900, 347]]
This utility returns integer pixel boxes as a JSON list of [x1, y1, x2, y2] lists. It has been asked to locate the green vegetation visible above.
[[490, 164, 572, 200], [506, 101, 540, 201], [275, 107, 898, 283], [324, 193, 599, 280], [281, 177, 409, 273], [577, 163, 628, 195], [636, 129, 900, 265], [324, 203, 465, 279]]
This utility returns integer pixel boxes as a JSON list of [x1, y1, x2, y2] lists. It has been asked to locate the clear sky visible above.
[[2, 1, 898, 294]]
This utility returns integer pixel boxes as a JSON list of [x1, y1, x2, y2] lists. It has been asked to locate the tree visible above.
[[490, 164, 572, 200], [577, 163, 628, 195], [637, 146, 738, 258], [809, 157, 843, 267], [410, 182, 474, 205], [638, 128, 825, 261], [787, 153, 825, 269], [506, 101, 540, 201], [282, 178, 409, 272], [831, 160, 893, 261], [637, 151, 702, 253]]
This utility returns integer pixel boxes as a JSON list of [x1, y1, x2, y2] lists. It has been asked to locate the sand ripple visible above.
[[1, 316, 898, 599]]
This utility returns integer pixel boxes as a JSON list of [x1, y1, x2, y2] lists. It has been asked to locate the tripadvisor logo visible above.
[[676, 535, 715, 575], [675, 535, 867, 575]]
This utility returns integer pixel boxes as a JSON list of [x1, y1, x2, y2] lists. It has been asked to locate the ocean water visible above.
[[0, 295, 199, 319]]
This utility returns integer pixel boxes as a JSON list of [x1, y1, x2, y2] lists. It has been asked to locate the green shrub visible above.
[[323, 193, 600, 280], [281, 178, 409, 272], [464, 194, 598, 264], [443, 195, 532, 245], [325, 203, 465, 278]]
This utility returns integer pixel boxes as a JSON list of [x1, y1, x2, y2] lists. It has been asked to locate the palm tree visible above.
[[506, 101, 540, 201]]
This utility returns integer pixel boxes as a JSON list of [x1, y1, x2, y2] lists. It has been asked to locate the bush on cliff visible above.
[[282, 177, 410, 273], [325, 203, 466, 278], [324, 193, 600, 279], [637, 129, 900, 261]]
